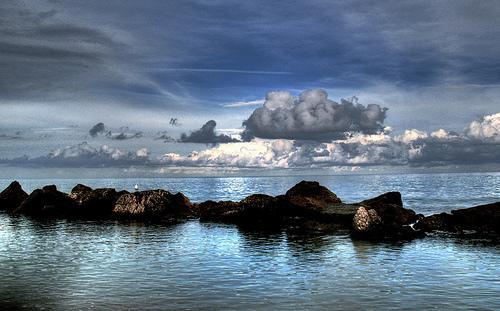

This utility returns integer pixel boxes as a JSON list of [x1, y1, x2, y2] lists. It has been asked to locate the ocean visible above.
[[1, 173, 499, 310]]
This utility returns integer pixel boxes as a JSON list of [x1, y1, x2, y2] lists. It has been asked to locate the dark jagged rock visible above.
[[197, 194, 282, 226], [112, 189, 192, 219], [451, 202, 500, 233], [196, 200, 241, 222], [0, 181, 28, 211], [70, 184, 92, 200], [69, 184, 128, 217], [359, 191, 403, 208], [281, 181, 357, 225], [414, 202, 500, 234], [197, 182, 355, 229], [359, 192, 418, 226], [237, 194, 283, 224], [414, 212, 456, 232], [284, 181, 342, 212], [14, 185, 75, 216], [353, 192, 422, 240]]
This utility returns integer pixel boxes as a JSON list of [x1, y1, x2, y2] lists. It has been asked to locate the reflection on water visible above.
[[1, 214, 499, 310]]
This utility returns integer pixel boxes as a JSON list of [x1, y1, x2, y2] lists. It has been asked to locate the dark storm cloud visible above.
[[89, 122, 105, 137], [0, 0, 169, 103], [3, 1, 500, 102], [155, 131, 175, 143], [106, 131, 143, 140], [407, 138, 500, 166], [2, 0, 500, 112], [89, 123, 143, 140], [242, 89, 387, 141], [169, 118, 179, 126], [180, 120, 239, 144]]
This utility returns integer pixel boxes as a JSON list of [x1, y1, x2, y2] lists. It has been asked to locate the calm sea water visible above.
[[1, 173, 499, 310]]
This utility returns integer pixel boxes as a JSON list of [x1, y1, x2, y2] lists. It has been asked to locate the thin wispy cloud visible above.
[[223, 99, 265, 108], [155, 68, 292, 75]]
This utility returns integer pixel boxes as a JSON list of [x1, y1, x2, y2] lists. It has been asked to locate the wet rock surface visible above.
[[451, 202, 500, 233], [14, 185, 75, 216], [69, 184, 128, 217], [414, 202, 500, 235], [0, 181, 28, 211], [113, 189, 192, 219], [284, 180, 342, 211]]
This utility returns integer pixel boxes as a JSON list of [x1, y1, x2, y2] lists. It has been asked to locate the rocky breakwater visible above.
[[0, 182, 193, 221], [195, 181, 422, 239], [415, 201, 500, 235], [0, 180, 498, 241], [195, 181, 357, 228]]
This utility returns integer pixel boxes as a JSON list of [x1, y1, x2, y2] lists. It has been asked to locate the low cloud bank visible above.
[[242, 89, 387, 141], [3, 142, 149, 167], [162, 113, 500, 168], [2, 113, 499, 169]]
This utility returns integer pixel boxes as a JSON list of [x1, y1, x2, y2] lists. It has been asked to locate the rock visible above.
[[14, 185, 75, 216], [196, 200, 241, 222], [0, 181, 28, 211], [198, 181, 356, 229], [414, 202, 500, 234], [359, 191, 403, 208], [451, 202, 500, 233], [353, 192, 422, 240], [112, 189, 192, 219], [359, 192, 418, 227], [414, 213, 456, 232], [69, 184, 128, 217], [69, 184, 93, 200], [284, 181, 342, 213], [352, 206, 382, 237], [235, 194, 284, 226], [197, 194, 281, 225]]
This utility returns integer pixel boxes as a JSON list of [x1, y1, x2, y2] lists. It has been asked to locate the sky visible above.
[[0, 0, 499, 177]]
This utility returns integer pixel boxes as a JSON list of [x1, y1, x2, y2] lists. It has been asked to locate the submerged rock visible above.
[[0, 181, 28, 211], [69, 184, 128, 217], [112, 189, 192, 219], [14, 185, 75, 216]]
